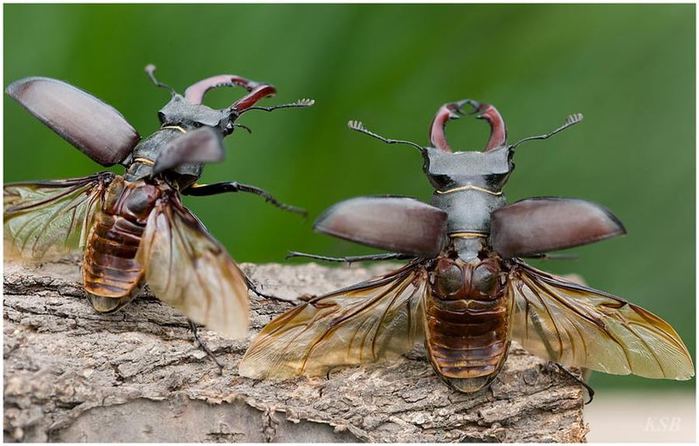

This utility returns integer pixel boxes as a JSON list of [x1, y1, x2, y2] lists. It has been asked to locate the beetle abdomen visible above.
[[424, 293, 511, 392], [83, 213, 145, 304], [82, 177, 160, 312]]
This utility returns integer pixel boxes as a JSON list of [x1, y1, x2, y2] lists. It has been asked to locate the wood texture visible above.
[[3, 258, 588, 442]]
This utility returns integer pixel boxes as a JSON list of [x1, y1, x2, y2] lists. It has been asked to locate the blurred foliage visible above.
[[4, 4, 695, 391]]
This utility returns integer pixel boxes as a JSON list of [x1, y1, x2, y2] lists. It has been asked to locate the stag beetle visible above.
[[240, 99, 693, 398], [5, 65, 313, 367]]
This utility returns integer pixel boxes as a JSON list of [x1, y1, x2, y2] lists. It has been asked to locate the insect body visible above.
[[240, 100, 694, 392], [5, 66, 312, 339]]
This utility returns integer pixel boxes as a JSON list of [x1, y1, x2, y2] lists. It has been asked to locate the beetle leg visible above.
[[286, 251, 414, 264], [182, 182, 306, 217], [188, 319, 224, 374], [244, 276, 289, 303], [232, 123, 252, 134], [547, 362, 595, 404], [524, 252, 579, 261]]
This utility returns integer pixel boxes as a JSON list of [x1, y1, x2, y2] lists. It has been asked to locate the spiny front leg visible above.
[[183, 181, 306, 217]]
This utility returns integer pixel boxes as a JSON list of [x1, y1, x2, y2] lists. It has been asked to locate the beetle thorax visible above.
[[124, 128, 203, 189]]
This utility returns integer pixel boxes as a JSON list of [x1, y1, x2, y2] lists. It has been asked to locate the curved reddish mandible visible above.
[[184, 75, 276, 112], [428, 99, 507, 152], [230, 84, 277, 112], [429, 103, 462, 152], [476, 103, 507, 151]]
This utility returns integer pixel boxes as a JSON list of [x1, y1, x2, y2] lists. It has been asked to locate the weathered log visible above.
[[3, 259, 587, 442]]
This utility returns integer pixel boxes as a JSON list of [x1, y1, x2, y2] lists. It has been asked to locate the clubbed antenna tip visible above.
[[566, 113, 584, 126], [347, 120, 367, 132], [293, 98, 315, 107]]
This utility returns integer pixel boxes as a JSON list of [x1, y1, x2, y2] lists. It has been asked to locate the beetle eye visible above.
[[473, 264, 498, 294], [157, 111, 166, 123], [436, 262, 463, 296]]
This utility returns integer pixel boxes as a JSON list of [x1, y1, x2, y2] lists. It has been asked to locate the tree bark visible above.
[[4, 259, 588, 442]]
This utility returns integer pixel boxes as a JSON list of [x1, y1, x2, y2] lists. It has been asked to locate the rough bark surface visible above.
[[4, 258, 588, 442]]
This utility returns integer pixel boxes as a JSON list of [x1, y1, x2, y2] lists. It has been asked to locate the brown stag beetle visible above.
[[5, 65, 313, 370], [242, 99, 692, 399]]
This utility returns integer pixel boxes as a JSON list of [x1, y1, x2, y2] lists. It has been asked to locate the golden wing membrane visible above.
[[135, 197, 249, 339], [508, 261, 694, 379], [239, 262, 428, 379], [4, 174, 111, 261]]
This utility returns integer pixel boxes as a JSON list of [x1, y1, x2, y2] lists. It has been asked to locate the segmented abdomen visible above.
[[424, 293, 512, 392], [82, 177, 159, 301]]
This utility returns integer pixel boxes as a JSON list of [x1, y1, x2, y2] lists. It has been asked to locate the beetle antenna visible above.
[[347, 120, 424, 152], [240, 98, 315, 114], [145, 64, 176, 96], [510, 113, 583, 149]]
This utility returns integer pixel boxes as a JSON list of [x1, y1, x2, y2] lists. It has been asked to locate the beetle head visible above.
[[146, 65, 275, 136], [423, 99, 512, 190], [156, 94, 229, 131], [349, 97, 581, 193]]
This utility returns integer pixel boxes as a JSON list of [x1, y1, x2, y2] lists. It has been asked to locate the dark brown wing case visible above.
[[315, 196, 448, 257], [490, 197, 626, 258], [6, 77, 139, 166], [152, 127, 225, 175]]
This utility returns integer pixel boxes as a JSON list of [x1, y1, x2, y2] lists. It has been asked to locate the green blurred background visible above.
[[4, 4, 695, 392]]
